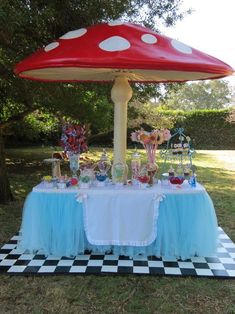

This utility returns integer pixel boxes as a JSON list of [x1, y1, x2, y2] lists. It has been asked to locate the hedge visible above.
[[160, 109, 235, 149], [93, 109, 235, 149], [7, 109, 235, 150]]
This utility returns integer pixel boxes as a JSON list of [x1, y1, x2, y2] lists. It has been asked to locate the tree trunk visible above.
[[0, 128, 14, 203]]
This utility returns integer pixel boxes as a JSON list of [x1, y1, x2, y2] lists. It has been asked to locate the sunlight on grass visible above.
[[194, 151, 235, 171]]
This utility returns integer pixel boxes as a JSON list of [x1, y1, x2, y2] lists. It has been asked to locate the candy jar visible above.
[[96, 172, 108, 186], [176, 164, 184, 177], [183, 165, 191, 180], [188, 174, 197, 187], [79, 168, 92, 188], [137, 165, 150, 188], [98, 150, 111, 173], [188, 165, 197, 187], [131, 150, 141, 184], [112, 161, 126, 186], [68, 153, 80, 177], [80, 161, 96, 182], [146, 162, 158, 185], [95, 150, 111, 186]]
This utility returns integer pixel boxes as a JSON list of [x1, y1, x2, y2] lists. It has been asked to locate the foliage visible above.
[[161, 109, 235, 149], [128, 102, 176, 129], [8, 111, 60, 144], [132, 107, 235, 150], [161, 80, 234, 110], [130, 107, 235, 149], [7, 107, 235, 151]]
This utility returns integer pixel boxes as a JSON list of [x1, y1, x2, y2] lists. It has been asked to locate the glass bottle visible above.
[[131, 150, 141, 183], [96, 149, 111, 185], [69, 153, 80, 177], [112, 161, 125, 185]]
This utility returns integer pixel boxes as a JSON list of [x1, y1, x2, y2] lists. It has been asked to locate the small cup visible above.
[[43, 181, 53, 188], [57, 182, 66, 189]]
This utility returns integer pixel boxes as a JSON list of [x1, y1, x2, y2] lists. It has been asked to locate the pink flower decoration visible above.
[[163, 129, 171, 141], [130, 132, 138, 142]]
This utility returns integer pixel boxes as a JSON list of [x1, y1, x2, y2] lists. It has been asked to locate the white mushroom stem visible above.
[[111, 76, 133, 166]]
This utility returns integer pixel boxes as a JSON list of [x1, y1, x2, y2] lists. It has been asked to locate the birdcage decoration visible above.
[[160, 128, 195, 176]]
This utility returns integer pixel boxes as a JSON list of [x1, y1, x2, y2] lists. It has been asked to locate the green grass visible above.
[[0, 147, 235, 314]]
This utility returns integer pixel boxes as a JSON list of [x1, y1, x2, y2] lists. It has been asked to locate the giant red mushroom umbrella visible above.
[[14, 21, 234, 167]]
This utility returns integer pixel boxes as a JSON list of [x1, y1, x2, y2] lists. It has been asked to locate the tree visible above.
[[128, 101, 175, 129], [161, 80, 234, 110], [0, 0, 186, 203]]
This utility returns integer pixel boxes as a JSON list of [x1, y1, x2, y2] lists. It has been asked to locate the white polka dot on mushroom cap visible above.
[[141, 34, 157, 44], [99, 36, 130, 52], [59, 28, 87, 39], [44, 42, 59, 52], [171, 39, 192, 54], [108, 20, 124, 26]]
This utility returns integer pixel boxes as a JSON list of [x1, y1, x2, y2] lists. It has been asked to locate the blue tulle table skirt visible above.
[[18, 188, 218, 260]]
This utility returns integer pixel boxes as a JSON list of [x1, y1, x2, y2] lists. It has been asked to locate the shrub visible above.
[[164, 109, 235, 149]]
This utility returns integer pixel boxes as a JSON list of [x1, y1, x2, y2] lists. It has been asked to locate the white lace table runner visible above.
[[77, 190, 165, 246]]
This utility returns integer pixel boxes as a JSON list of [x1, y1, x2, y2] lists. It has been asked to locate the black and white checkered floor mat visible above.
[[0, 227, 234, 277]]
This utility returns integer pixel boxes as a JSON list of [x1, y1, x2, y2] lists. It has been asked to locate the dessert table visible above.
[[18, 182, 218, 260]]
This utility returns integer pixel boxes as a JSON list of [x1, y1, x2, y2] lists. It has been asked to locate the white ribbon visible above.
[[76, 193, 88, 203], [152, 193, 166, 206]]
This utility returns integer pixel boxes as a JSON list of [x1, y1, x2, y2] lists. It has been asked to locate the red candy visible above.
[[169, 176, 184, 185], [138, 175, 150, 184], [70, 178, 78, 185]]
